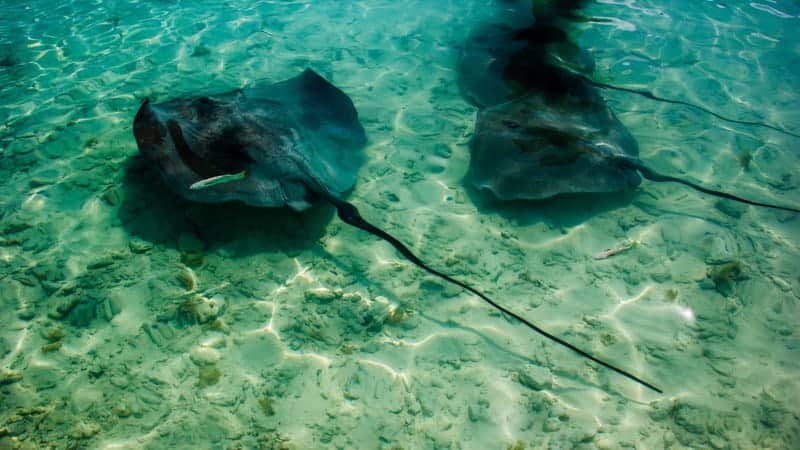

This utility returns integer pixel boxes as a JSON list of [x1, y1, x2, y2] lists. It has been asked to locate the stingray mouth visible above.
[[132, 100, 214, 182]]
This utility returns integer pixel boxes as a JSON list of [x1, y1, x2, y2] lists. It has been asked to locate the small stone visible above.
[[209, 318, 230, 333], [190, 346, 221, 366], [432, 143, 452, 158], [515, 366, 552, 391], [44, 325, 65, 342], [769, 276, 792, 292], [594, 436, 615, 450], [304, 287, 342, 303], [49, 296, 80, 319], [179, 295, 224, 325], [176, 267, 197, 291], [0, 369, 22, 385], [100, 299, 116, 321], [709, 435, 727, 449], [341, 292, 362, 302], [194, 296, 223, 324], [129, 239, 152, 254], [87, 256, 115, 269], [69, 421, 101, 439], [113, 401, 132, 418], [141, 323, 163, 346], [0, 422, 25, 437], [543, 417, 561, 432], [41, 341, 62, 353], [110, 375, 130, 389]]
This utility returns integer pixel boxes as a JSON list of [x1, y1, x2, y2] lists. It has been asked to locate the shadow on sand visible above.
[[117, 155, 335, 257]]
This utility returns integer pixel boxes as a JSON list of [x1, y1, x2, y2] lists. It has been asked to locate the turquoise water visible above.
[[1, 0, 799, 448]]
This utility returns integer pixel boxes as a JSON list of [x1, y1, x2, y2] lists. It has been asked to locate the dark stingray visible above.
[[134, 69, 366, 210], [133, 69, 662, 393], [470, 78, 643, 200], [460, 22, 800, 213], [460, 13, 800, 138]]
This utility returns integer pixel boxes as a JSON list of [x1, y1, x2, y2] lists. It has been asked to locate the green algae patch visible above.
[[706, 260, 745, 297], [258, 395, 276, 416], [197, 365, 222, 387]]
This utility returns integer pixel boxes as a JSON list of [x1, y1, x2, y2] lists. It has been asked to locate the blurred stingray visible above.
[[460, 7, 800, 213], [469, 75, 800, 213], [461, 2, 800, 138], [133, 69, 662, 393]]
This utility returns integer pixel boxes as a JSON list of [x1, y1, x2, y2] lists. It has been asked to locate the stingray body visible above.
[[458, 12, 647, 201], [460, 15, 800, 213], [133, 69, 662, 393], [134, 69, 366, 211], [470, 81, 642, 200]]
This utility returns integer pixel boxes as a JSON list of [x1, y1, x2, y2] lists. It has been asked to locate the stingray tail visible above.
[[323, 193, 662, 393], [624, 160, 800, 214], [580, 76, 800, 139]]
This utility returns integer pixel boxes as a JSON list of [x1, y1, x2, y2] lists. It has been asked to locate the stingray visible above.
[[460, 22, 800, 213], [469, 78, 800, 213], [133, 68, 661, 393]]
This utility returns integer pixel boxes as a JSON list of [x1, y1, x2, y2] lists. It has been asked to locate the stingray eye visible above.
[[196, 96, 214, 116], [502, 120, 520, 129]]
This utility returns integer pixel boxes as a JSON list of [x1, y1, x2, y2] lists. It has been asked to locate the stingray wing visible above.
[[242, 69, 367, 197]]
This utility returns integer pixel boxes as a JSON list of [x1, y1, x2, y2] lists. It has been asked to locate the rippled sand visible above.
[[1, 1, 799, 449]]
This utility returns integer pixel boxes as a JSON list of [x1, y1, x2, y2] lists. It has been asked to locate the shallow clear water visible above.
[[1, 1, 799, 448]]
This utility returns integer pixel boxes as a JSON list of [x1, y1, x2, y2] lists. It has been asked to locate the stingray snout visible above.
[[133, 97, 168, 149]]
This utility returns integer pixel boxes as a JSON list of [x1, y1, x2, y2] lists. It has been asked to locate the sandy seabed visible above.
[[1, 1, 799, 449]]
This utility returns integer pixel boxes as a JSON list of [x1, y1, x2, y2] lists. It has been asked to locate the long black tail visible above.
[[625, 161, 800, 214], [325, 194, 662, 393], [580, 76, 800, 139]]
